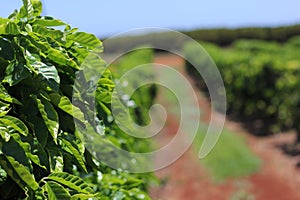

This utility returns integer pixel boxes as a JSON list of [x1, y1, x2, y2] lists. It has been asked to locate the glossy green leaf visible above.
[[33, 142, 49, 169], [47, 48, 79, 69], [70, 193, 96, 200], [49, 93, 85, 122], [66, 32, 102, 51], [45, 181, 71, 200], [59, 134, 87, 173], [33, 95, 59, 143], [47, 148, 64, 172], [0, 37, 14, 60], [0, 155, 39, 191], [0, 134, 31, 169], [22, 0, 34, 18], [45, 172, 94, 194], [33, 17, 66, 27], [0, 125, 10, 142], [31, 0, 43, 16], [0, 115, 29, 136], [0, 22, 20, 35], [6, 22, 20, 35], [34, 187, 47, 200], [4, 60, 31, 86], [0, 101, 10, 117], [37, 62, 60, 90], [0, 85, 22, 105], [32, 25, 63, 41], [9, 133, 46, 170]]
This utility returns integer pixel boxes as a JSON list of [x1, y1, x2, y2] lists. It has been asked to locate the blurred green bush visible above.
[[184, 38, 300, 140]]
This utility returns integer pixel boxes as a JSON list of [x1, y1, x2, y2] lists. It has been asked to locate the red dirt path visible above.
[[149, 53, 300, 200]]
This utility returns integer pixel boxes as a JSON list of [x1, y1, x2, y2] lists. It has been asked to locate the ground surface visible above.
[[149, 53, 300, 200]]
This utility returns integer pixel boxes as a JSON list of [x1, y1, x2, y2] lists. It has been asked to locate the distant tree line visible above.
[[183, 24, 300, 46], [102, 24, 300, 53]]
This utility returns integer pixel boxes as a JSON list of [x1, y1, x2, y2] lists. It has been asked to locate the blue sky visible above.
[[1, 0, 300, 37]]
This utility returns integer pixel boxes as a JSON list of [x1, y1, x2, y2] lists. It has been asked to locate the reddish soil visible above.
[[149, 53, 300, 200]]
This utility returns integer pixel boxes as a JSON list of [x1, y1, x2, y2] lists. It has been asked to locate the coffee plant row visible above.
[[185, 37, 300, 141]]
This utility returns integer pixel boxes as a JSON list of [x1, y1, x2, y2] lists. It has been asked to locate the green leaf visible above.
[[30, 116, 48, 147], [33, 17, 66, 27], [27, 33, 78, 69], [4, 60, 31, 86], [45, 172, 94, 194], [66, 32, 102, 51], [47, 48, 79, 70], [45, 181, 71, 200], [32, 25, 64, 41], [34, 187, 47, 200], [98, 78, 115, 90], [59, 134, 87, 173], [31, 0, 43, 16], [33, 95, 59, 143], [47, 148, 64, 172], [0, 85, 22, 105], [0, 22, 20, 35], [25, 24, 33, 33], [0, 101, 10, 117], [26, 51, 60, 90], [6, 22, 20, 35], [0, 18, 9, 24], [0, 134, 31, 169], [37, 62, 60, 87], [0, 24, 6, 35], [0, 155, 39, 191], [0, 37, 14, 60], [33, 142, 49, 170], [8, 9, 18, 20], [27, 32, 52, 52], [0, 165, 7, 185], [10, 133, 46, 170], [22, 0, 34, 18], [0, 120, 46, 169], [98, 101, 111, 115], [70, 193, 96, 200], [0, 128, 10, 142], [0, 115, 29, 136], [49, 93, 85, 122]]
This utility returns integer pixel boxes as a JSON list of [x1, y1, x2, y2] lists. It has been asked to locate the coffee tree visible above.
[[0, 0, 154, 199]]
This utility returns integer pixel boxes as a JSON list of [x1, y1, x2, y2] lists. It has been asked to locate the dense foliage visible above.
[[184, 38, 300, 140], [0, 1, 155, 199]]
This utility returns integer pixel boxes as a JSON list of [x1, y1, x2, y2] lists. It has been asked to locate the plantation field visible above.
[[2, 1, 300, 199], [150, 53, 300, 200]]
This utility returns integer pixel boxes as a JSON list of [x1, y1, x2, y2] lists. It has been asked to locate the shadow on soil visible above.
[[275, 143, 300, 168]]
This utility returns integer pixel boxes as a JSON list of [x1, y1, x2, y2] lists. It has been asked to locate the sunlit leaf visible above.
[[45, 172, 94, 194], [59, 134, 87, 173], [0, 155, 38, 191], [0, 115, 29, 136], [4, 60, 31, 86], [49, 93, 85, 122], [33, 17, 66, 27], [66, 32, 102, 51], [33, 95, 59, 143], [45, 181, 71, 200]]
